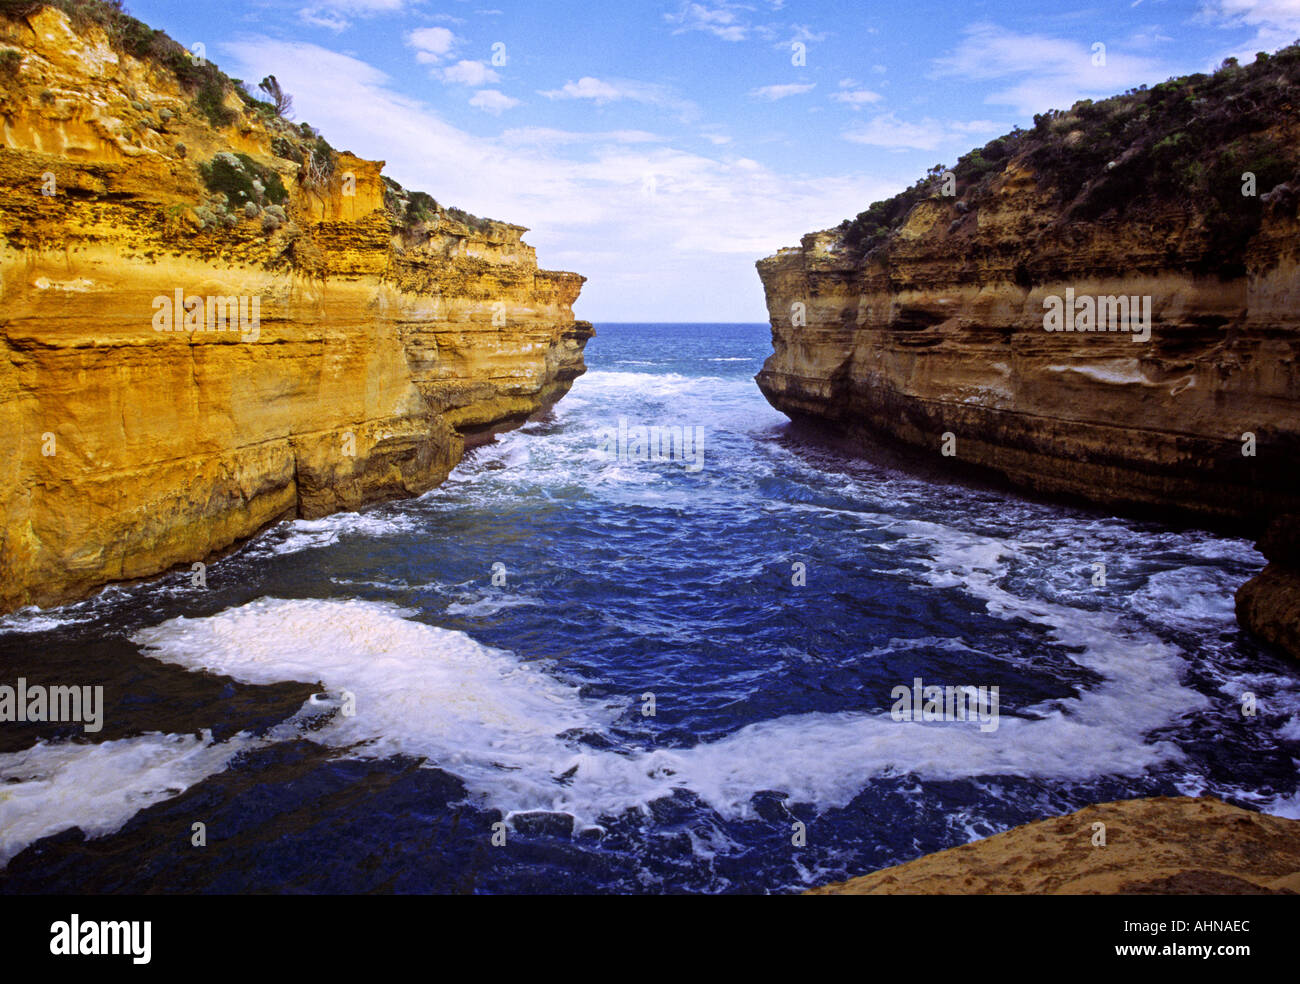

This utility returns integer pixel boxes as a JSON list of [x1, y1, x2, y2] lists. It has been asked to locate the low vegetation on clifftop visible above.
[[838, 43, 1300, 278], [0, 0, 502, 251]]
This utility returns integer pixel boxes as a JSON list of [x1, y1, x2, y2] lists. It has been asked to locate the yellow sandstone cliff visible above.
[[755, 174, 1300, 528], [0, 5, 592, 611]]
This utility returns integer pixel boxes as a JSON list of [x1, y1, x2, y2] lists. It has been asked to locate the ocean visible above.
[[1, 322, 1298, 893]]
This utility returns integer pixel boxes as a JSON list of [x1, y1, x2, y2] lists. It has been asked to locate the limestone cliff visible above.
[[0, 4, 591, 611], [755, 50, 1300, 659], [808, 797, 1300, 894]]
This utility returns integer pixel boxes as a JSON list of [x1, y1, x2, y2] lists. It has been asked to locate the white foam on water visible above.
[[1130, 566, 1242, 629], [121, 568, 1211, 828], [445, 594, 544, 617], [131, 598, 626, 823], [573, 370, 760, 405], [244, 510, 422, 558], [0, 607, 95, 634], [0, 732, 243, 864], [2, 507, 1273, 858], [1263, 786, 1300, 819], [884, 516, 1208, 732]]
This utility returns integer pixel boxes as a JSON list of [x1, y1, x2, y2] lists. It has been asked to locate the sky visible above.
[[127, 0, 1300, 321]]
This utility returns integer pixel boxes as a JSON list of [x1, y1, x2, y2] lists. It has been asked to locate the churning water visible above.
[[1, 323, 1297, 893]]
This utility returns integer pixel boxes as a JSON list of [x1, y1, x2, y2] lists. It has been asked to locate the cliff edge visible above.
[[0, 3, 593, 611]]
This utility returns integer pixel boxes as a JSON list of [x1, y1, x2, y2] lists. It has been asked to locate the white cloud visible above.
[[931, 23, 1170, 115], [468, 89, 520, 115], [665, 2, 751, 41], [538, 77, 698, 119], [300, 10, 349, 30], [500, 127, 664, 145], [299, 0, 408, 31], [1204, 0, 1300, 58], [1213, 0, 1300, 26], [442, 60, 501, 86], [750, 82, 816, 100], [540, 77, 625, 103], [844, 113, 999, 151], [315, 0, 406, 7], [831, 88, 883, 107], [220, 38, 895, 320], [787, 25, 828, 44], [406, 26, 459, 64]]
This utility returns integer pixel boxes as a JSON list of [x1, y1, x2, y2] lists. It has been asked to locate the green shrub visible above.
[[0, 46, 21, 79], [382, 176, 502, 235], [834, 37, 1300, 272], [192, 75, 236, 129], [234, 82, 275, 115], [307, 135, 334, 178], [0, 0, 124, 31], [407, 191, 438, 224], [198, 152, 288, 209]]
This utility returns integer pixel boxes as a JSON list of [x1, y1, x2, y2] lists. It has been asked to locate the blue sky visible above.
[[129, 0, 1300, 320]]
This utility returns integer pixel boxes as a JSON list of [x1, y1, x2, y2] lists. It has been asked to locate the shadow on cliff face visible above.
[[766, 411, 1264, 541]]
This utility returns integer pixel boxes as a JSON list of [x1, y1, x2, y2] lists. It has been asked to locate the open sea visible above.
[[2, 322, 1298, 893]]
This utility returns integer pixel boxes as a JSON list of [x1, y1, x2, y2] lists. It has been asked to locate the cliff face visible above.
[[755, 59, 1300, 660], [756, 183, 1300, 527], [0, 7, 592, 612]]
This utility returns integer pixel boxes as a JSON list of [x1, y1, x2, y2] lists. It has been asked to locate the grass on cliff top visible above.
[[1, 0, 498, 239], [838, 43, 1300, 276], [382, 175, 502, 239]]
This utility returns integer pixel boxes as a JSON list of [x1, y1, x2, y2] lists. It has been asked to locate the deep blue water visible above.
[[1, 323, 1298, 894]]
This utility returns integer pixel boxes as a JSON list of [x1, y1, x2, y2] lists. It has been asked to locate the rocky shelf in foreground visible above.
[[809, 796, 1300, 894]]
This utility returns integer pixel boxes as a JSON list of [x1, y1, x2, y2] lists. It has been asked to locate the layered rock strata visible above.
[[756, 199, 1300, 529], [0, 6, 591, 611]]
